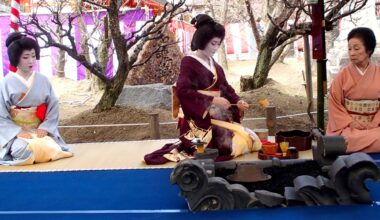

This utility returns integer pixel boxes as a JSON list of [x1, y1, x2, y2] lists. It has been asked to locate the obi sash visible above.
[[10, 106, 41, 130], [9, 105, 73, 164], [197, 90, 221, 97], [345, 98, 380, 122], [171, 84, 221, 119]]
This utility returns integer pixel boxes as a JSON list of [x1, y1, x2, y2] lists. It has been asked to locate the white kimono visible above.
[[0, 72, 73, 165]]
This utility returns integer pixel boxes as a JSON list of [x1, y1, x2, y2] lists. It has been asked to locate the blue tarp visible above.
[[0, 154, 379, 220]]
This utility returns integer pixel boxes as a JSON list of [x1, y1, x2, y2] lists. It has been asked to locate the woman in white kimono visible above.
[[0, 32, 73, 165]]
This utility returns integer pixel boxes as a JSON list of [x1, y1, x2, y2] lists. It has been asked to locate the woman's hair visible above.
[[6, 32, 40, 67], [347, 27, 376, 57], [190, 14, 225, 51]]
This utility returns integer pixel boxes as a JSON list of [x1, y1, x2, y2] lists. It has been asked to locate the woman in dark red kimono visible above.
[[145, 14, 261, 164]]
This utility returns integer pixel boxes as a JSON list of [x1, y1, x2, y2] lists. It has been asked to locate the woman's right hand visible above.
[[17, 131, 33, 139], [349, 121, 366, 130], [212, 97, 231, 110]]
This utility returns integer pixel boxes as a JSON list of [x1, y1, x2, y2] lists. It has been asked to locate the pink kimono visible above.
[[327, 62, 380, 153]]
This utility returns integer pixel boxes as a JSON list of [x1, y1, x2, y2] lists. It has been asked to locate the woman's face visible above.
[[17, 49, 36, 74], [201, 37, 222, 58], [348, 37, 370, 67]]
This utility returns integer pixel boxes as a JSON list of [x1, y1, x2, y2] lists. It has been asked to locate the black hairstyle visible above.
[[190, 14, 225, 51], [6, 32, 40, 67], [347, 27, 376, 57]]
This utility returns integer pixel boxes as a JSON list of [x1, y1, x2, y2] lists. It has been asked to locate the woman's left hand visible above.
[[36, 129, 48, 138], [237, 100, 249, 111]]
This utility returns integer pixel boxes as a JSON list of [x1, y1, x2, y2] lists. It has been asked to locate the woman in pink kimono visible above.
[[0, 32, 73, 165], [145, 14, 261, 164], [327, 27, 380, 153]]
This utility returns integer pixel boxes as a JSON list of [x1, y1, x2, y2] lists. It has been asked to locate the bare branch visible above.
[[21, 12, 108, 82], [126, 1, 187, 51], [325, 0, 368, 26], [245, 0, 261, 48], [269, 37, 298, 68], [83, 0, 110, 10], [127, 0, 188, 65], [20, 0, 187, 86], [276, 22, 312, 47]]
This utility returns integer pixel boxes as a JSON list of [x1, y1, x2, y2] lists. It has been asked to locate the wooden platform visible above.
[[0, 139, 313, 172]]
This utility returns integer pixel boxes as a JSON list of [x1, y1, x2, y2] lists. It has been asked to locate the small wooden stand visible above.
[[149, 113, 160, 139]]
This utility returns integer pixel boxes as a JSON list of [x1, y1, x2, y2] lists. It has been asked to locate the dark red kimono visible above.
[[144, 56, 242, 164]]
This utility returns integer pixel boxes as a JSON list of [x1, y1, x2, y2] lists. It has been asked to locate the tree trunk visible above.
[[93, 64, 129, 112], [56, 48, 66, 78], [269, 41, 291, 68], [253, 42, 274, 89], [278, 44, 291, 63], [91, 73, 106, 92], [218, 43, 229, 71], [91, 16, 112, 92], [262, 0, 276, 23], [206, 0, 229, 71], [245, 0, 261, 49], [251, 5, 288, 89], [77, 12, 92, 80], [91, 39, 108, 92], [219, 0, 229, 71], [240, 75, 254, 91], [93, 1, 129, 113], [55, 26, 66, 78]]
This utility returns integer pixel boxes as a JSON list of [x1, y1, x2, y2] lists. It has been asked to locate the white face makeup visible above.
[[17, 49, 36, 75], [201, 37, 222, 58]]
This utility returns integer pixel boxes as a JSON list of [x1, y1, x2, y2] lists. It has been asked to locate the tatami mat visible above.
[[0, 139, 313, 172]]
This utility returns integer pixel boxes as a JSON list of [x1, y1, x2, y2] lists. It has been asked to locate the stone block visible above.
[[116, 83, 172, 110]]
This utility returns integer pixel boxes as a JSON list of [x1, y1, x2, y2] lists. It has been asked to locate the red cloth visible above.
[[36, 103, 47, 121]]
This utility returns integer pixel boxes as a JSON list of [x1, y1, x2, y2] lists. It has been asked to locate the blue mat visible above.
[[1, 205, 380, 220], [371, 153, 380, 165], [0, 161, 379, 219], [0, 169, 187, 211]]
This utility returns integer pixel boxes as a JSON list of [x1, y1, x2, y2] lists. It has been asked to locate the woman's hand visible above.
[[17, 131, 33, 139], [36, 129, 48, 138], [212, 97, 231, 110], [237, 100, 249, 111], [349, 121, 366, 130]]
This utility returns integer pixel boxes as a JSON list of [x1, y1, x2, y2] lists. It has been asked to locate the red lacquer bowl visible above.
[[262, 143, 279, 155]]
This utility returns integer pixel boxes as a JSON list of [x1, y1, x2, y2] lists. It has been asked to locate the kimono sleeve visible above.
[[0, 80, 22, 147], [38, 81, 60, 135], [218, 67, 240, 104], [326, 71, 353, 134], [176, 58, 214, 119]]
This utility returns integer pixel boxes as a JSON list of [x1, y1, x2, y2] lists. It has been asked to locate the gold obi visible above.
[[345, 99, 380, 123], [197, 90, 221, 97], [10, 106, 41, 130]]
